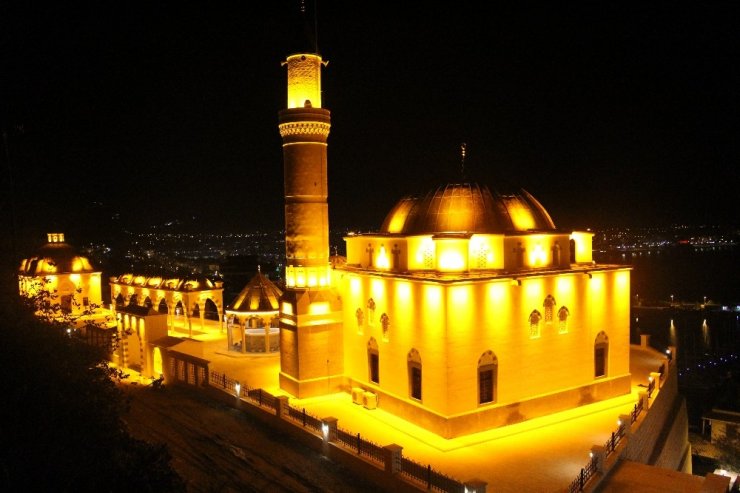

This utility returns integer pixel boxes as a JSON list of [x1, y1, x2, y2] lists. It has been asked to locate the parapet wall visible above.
[[623, 363, 691, 471]]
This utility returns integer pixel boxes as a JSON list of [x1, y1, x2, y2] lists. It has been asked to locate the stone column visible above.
[[275, 395, 290, 419], [591, 445, 607, 473], [383, 444, 402, 474], [320, 416, 338, 457]]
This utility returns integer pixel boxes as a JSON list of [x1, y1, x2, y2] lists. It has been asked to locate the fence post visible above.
[[618, 414, 632, 436], [427, 464, 431, 489], [383, 444, 402, 474], [275, 395, 289, 420], [320, 417, 338, 457], [302, 407, 306, 427], [591, 445, 606, 473], [463, 479, 487, 493], [357, 432, 361, 454], [639, 390, 649, 412]]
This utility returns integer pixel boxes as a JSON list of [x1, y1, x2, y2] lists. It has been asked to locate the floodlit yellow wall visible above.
[[285, 54, 324, 109], [571, 231, 594, 264], [468, 234, 504, 269], [435, 238, 468, 272], [338, 265, 632, 418]]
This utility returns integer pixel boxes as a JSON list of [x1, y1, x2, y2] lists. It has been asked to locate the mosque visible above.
[[17, 33, 633, 442], [274, 42, 632, 437]]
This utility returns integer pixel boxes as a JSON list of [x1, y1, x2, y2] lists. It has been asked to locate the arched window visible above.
[[144, 296, 153, 308], [478, 351, 498, 404], [355, 308, 364, 334], [367, 337, 379, 384], [270, 315, 280, 328], [129, 293, 138, 306], [543, 295, 556, 324], [380, 313, 390, 341], [115, 293, 125, 306], [529, 310, 542, 338], [594, 331, 609, 378], [408, 348, 422, 401], [551, 242, 561, 267], [158, 298, 168, 314], [192, 303, 200, 318], [174, 300, 184, 316], [557, 306, 570, 334], [367, 298, 376, 327]]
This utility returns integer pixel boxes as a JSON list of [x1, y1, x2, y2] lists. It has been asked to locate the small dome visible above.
[[380, 183, 556, 235], [228, 270, 283, 313], [19, 233, 95, 275]]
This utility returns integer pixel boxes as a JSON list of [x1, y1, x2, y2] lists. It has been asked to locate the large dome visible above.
[[19, 233, 95, 275], [380, 183, 556, 235]]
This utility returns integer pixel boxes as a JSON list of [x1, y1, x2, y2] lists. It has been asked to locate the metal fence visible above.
[[335, 427, 385, 465], [209, 370, 467, 493], [567, 455, 598, 493], [400, 456, 466, 493], [285, 405, 323, 433]]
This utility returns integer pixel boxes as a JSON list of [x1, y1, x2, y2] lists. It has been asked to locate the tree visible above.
[[0, 273, 185, 491]]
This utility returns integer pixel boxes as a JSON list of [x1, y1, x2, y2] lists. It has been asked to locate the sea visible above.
[[595, 245, 740, 426]]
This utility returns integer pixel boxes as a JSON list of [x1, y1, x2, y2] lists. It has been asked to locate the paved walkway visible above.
[[161, 321, 667, 493]]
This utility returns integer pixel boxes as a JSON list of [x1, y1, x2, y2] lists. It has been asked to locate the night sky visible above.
[[2, 2, 738, 243]]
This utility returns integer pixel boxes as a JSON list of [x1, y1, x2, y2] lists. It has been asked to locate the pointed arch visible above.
[[407, 348, 422, 401], [478, 350, 498, 404], [367, 337, 379, 384], [529, 310, 542, 338], [543, 295, 556, 324], [158, 298, 169, 314], [557, 306, 570, 334], [594, 331, 609, 378], [204, 298, 219, 321]]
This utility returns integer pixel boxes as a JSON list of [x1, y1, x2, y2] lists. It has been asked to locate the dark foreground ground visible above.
[[120, 383, 380, 493]]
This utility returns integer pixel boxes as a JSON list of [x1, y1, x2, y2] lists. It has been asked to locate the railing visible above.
[[400, 456, 466, 493], [210, 370, 238, 393], [208, 370, 468, 493], [335, 427, 385, 465], [603, 424, 626, 456], [285, 405, 323, 433], [565, 361, 670, 492], [246, 387, 277, 410], [567, 455, 598, 493]]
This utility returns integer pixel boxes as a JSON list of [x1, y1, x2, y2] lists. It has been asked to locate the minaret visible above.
[[277, 5, 343, 398]]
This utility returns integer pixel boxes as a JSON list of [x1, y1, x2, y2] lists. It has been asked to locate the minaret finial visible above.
[[460, 142, 467, 182]]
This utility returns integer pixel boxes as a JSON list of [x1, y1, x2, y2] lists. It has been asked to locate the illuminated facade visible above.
[[277, 44, 632, 438], [339, 184, 631, 437], [109, 274, 224, 334], [18, 233, 103, 316]]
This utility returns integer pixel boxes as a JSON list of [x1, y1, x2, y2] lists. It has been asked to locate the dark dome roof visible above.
[[19, 233, 95, 275], [380, 183, 556, 235], [228, 270, 283, 313]]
